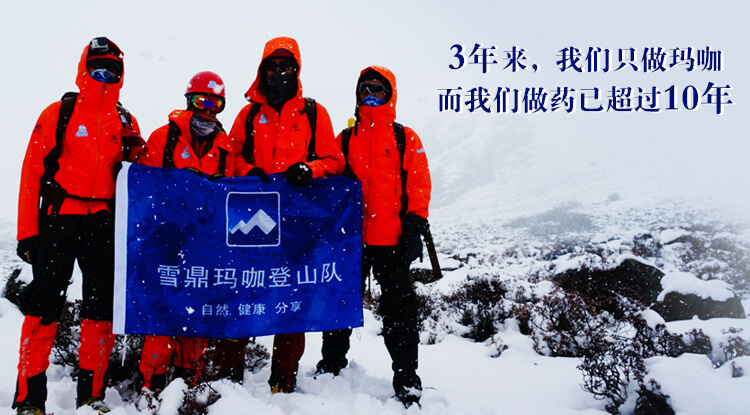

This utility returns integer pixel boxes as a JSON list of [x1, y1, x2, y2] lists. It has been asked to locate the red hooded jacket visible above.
[[229, 37, 344, 177], [138, 110, 236, 176], [17, 40, 142, 240], [339, 66, 431, 246]]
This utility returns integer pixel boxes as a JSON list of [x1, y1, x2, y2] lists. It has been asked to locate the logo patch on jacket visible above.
[[76, 125, 89, 137], [383, 149, 393, 158], [181, 148, 191, 159], [259, 114, 269, 124]]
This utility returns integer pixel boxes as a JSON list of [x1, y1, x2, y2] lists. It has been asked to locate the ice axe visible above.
[[422, 223, 443, 282]]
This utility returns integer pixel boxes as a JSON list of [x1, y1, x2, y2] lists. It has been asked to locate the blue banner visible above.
[[114, 162, 363, 338]]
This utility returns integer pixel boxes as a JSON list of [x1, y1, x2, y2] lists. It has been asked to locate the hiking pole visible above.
[[422, 224, 443, 281]]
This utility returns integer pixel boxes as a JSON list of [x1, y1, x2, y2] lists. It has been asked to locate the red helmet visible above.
[[185, 71, 226, 98]]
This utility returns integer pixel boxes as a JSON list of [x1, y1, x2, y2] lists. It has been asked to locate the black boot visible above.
[[268, 363, 297, 393], [393, 369, 422, 408], [77, 369, 109, 411], [315, 329, 352, 376], [151, 373, 167, 391], [173, 366, 200, 387], [13, 372, 47, 414], [383, 317, 421, 407], [134, 371, 167, 393], [216, 365, 245, 384]]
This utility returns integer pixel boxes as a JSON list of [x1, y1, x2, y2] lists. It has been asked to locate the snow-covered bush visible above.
[[662, 224, 750, 295], [679, 328, 713, 355], [577, 313, 690, 414], [442, 276, 510, 342], [579, 329, 647, 414], [517, 287, 611, 357], [633, 380, 674, 415], [718, 327, 750, 377]]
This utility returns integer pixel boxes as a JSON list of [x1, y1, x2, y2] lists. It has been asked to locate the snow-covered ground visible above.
[[1, 1, 749, 414], [1, 204, 749, 415]]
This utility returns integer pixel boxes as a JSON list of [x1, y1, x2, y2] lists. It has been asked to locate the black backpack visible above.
[[241, 98, 318, 164], [40, 92, 139, 217], [340, 122, 409, 219]]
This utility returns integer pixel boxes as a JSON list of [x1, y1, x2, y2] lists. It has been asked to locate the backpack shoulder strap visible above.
[[41, 92, 78, 187], [116, 102, 145, 160], [393, 122, 406, 166], [163, 121, 181, 168], [218, 147, 228, 175], [393, 122, 409, 220], [340, 126, 354, 177], [116, 102, 133, 129], [303, 97, 318, 161], [242, 102, 262, 164]]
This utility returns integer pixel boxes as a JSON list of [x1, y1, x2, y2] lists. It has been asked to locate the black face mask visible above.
[[263, 70, 297, 107]]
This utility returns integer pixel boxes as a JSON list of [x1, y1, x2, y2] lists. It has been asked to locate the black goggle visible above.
[[87, 58, 123, 77], [358, 82, 386, 95], [263, 59, 297, 73]]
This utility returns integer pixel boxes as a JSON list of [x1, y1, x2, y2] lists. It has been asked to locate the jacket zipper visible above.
[[89, 85, 107, 212], [364, 123, 375, 240], [272, 107, 280, 162]]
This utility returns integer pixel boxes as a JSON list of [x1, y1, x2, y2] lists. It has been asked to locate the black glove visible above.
[[17, 235, 40, 265], [246, 167, 270, 182], [342, 167, 358, 181], [399, 214, 428, 264], [284, 162, 312, 186], [182, 167, 205, 178]]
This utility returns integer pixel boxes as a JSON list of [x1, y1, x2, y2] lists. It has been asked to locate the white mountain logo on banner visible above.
[[230, 210, 277, 235]]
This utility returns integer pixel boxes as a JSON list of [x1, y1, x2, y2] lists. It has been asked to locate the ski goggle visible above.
[[188, 94, 225, 112], [262, 59, 297, 73], [358, 82, 386, 95], [87, 57, 122, 84], [90, 69, 118, 84]]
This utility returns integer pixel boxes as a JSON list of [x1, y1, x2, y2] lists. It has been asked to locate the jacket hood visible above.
[[355, 65, 397, 123], [75, 38, 125, 95], [245, 36, 303, 104]]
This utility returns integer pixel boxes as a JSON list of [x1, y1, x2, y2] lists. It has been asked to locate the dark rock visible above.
[[554, 258, 664, 314], [410, 268, 439, 284], [652, 292, 746, 322], [634, 387, 675, 415]]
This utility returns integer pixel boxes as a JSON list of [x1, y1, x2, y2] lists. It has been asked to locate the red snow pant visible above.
[[140, 336, 249, 389], [212, 338, 248, 382], [268, 332, 305, 392], [139, 335, 208, 390], [14, 212, 117, 411]]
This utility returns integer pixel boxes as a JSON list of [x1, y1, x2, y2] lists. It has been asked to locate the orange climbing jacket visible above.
[[338, 66, 431, 246], [17, 39, 142, 241]]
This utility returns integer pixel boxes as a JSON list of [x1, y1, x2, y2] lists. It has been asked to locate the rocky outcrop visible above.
[[652, 292, 746, 321]]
